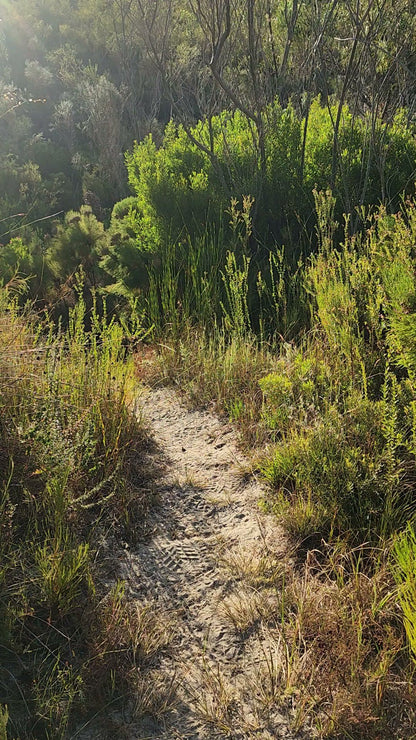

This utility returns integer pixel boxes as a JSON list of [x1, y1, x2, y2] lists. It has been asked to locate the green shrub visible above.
[[394, 524, 416, 662], [34, 536, 92, 619], [263, 394, 413, 541], [47, 205, 109, 286], [261, 195, 416, 543], [0, 235, 50, 300], [123, 98, 416, 270], [259, 348, 331, 435]]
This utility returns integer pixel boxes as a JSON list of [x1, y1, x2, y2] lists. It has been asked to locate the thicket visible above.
[[124, 99, 416, 253], [1, 0, 415, 246], [2, 98, 401, 338], [258, 196, 416, 734], [81, 98, 412, 351]]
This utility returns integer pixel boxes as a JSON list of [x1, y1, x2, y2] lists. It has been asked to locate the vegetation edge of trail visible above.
[[0, 289, 168, 739], [138, 193, 416, 739]]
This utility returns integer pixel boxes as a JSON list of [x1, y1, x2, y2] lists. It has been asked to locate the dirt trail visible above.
[[120, 387, 311, 740]]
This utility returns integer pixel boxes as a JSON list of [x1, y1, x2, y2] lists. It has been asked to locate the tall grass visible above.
[[0, 283, 163, 738], [143, 197, 307, 344]]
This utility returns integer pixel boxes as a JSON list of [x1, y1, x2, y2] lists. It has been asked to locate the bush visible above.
[[123, 97, 416, 270], [262, 194, 416, 543], [47, 205, 109, 286], [394, 524, 416, 662], [259, 347, 331, 435]]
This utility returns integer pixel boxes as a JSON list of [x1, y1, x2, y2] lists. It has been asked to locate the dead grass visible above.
[[83, 585, 174, 707], [219, 546, 287, 589], [183, 660, 236, 734], [132, 669, 177, 719], [266, 547, 414, 738], [135, 329, 277, 447], [219, 587, 279, 635], [218, 533, 415, 737]]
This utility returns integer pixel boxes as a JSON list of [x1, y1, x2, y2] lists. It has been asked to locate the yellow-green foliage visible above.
[[395, 525, 416, 661], [48, 205, 109, 284], [260, 195, 416, 544], [123, 98, 416, 264], [260, 349, 331, 434], [262, 396, 406, 539]]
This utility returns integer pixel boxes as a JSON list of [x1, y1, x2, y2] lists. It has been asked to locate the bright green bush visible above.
[[260, 349, 331, 434], [303, 101, 416, 217], [262, 397, 408, 540], [126, 122, 215, 249], [100, 196, 161, 297], [124, 103, 302, 253], [262, 194, 416, 542], [0, 235, 49, 300], [123, 97, 416, 270], [394, 524, 416, 662]]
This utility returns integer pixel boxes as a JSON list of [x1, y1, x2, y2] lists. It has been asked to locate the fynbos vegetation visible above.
[[2, 0, 416, 737], [0, 286, 168, 737]]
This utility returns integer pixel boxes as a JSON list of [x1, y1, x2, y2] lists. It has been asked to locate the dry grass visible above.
[[83, 586, 174, 706], [132, 669, 177, 719], [219, 588, 279, 635], [219, 546, 287, 589], [135, 329, 276, 447], [263, 547, 415, 738], [216, 530, 415, 737], [0, 291, 168, 738], [183, 660, 236, 734]]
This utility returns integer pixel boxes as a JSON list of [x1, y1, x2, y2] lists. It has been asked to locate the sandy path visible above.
[[118, 387, 311, 740]]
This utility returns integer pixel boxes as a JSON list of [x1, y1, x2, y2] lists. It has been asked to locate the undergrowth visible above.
[[0, 284, 165, 739], [138, 193, 416, 737]]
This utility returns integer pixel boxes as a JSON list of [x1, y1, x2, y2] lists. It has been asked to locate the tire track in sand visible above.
[[119, 387, 313, 740]]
